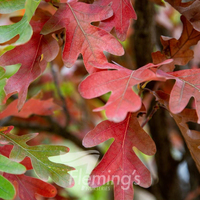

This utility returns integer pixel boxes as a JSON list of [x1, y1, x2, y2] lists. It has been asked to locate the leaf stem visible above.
[[141, 102, 160, 128], [138, 81, 151, 96]]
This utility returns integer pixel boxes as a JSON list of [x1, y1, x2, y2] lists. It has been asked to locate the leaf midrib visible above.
[[0, 133, 69, 185]]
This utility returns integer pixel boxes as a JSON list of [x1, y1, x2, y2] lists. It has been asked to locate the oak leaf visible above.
[[0, 142, 57, 200], [0, 145, 32, 170], [172, 108, 200, 172], [41, 0, 124, 73], [4, 173, 57, 200], [165, 0, 200, 32], [0, 66, 6, 104], [0, 174, 15, 200], [98, 0, 137, 41], [0, 0, 25, 14], [157, 68, 200, 123], [152, 15, 200, 72], [0, 129, 74, 188], [0, 154, 26, 175], [0, 10, 59, 110], [79, 60, 171, 122], [154, 91, 200, 173], [0, 98, 60, 119], [83, 112, 156, 200], [0, 0, 42, 45]]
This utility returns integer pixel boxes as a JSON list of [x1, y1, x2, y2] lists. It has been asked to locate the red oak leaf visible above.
[[83, 112, 156, 200], [3, 173, 57, 200], [41, 0, 124, 73], [157, 68, 200, 123], [98, 0, 137, 41], [152, 15, 200, 72], [79, 60, 171, 122], [0, 98, 60, 119], [0, 10, 59, 110]]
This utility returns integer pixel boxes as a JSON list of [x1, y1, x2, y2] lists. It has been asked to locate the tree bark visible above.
[[132, 0, 154, 67], [133, 0, 182, 199]]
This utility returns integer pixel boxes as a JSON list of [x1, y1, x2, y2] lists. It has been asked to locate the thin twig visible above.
[[50, 64, 71, 126], [141, 102, 160, 128], [2, 116, 103, 159]]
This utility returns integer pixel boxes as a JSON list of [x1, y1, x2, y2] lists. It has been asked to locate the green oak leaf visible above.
[[0, 67, 6, 105], [0, 0, 25, 14], [0, 154, 26, 174], [0, 130, 75, 188], [0, 174, 15, 200], [0, 0, 42, 45]]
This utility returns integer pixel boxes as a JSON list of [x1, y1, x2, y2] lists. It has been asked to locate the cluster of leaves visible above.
[[1, 0, 200, 199]]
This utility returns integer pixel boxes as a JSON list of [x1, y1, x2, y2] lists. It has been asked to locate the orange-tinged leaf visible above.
[[0, 98, 61, 119], [41, 0, 124, 73], [0, 127, 10, 132], [0, 126, 13, 134], [83, 112, 156, 200], [152, 15, 200, 71], [98, 0, 137, 41]]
